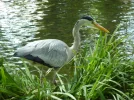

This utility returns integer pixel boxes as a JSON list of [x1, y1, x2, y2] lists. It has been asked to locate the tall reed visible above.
[[0, 29, 134, 100]]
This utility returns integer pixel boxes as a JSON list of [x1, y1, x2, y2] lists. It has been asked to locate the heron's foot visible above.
[[53, 79, 57, 85], [53, 79, 60, 85]]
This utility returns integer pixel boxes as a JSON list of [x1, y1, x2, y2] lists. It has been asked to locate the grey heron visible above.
[[14, 16, 109, 83]]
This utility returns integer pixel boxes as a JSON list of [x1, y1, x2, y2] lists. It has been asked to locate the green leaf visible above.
[[51, 95, 62, 100], [53, 92, 76, 100]]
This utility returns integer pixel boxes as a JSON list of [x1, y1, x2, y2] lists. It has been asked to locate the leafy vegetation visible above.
[[0, 29, 134, 100]]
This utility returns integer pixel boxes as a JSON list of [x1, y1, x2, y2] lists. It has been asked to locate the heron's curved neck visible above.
[[70, 21, 83, 52]]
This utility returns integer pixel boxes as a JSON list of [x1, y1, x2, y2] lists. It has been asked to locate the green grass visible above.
[[0, 28, 134, 100]]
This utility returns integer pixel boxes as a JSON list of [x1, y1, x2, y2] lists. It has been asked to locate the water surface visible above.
[[0, 0, 134, 75]]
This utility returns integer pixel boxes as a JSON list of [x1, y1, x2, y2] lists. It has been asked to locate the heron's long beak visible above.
[[93, 21, 110, 33]]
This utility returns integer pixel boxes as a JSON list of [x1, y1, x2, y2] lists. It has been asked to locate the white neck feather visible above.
[[70, 20, 86, 52]]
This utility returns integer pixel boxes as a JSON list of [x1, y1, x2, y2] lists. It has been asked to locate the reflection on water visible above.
[[0, 0, 38, 62], [0, 0, 134, 69]]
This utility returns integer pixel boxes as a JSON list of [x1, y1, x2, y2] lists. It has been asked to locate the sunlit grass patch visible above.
[[0, 28, 134, 100], [54, 31, 134, 99], [69, 33, 133, 99]]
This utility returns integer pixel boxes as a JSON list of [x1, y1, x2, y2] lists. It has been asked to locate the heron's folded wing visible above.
[[31, 40, 69, 68]]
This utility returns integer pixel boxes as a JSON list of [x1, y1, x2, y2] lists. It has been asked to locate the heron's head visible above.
[[78, 16, 110, 33]]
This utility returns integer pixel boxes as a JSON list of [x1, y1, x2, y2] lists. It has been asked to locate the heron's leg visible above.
[[52, 70, 57, 85], [52, 68, 60, 85]]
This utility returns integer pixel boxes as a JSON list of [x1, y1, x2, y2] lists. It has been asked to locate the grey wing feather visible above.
[[31, 39, 69, 67], [14, 40, 43, 56], [15, 39, 69, 68]]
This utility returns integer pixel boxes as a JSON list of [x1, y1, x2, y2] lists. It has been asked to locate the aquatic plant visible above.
[[0, 28, 134, 100]]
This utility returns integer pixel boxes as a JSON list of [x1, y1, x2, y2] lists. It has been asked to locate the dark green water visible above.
[[0, 0, 134, 75]]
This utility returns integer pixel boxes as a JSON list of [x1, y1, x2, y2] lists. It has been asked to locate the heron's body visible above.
[[14, 16, 109, 83], [14, 39, 74, 68]]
